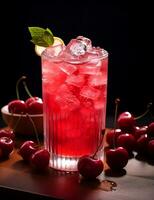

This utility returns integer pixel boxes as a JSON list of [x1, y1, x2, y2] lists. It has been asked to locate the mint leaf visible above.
[[30, 38, 49, 47], [28, 27, 45, 37], [28, 27, 54, 47], [46, 28, 53, 35], [43, 30, 54, 46]]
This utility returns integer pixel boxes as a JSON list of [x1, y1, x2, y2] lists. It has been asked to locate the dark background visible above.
[[0, 0, 153, 125]]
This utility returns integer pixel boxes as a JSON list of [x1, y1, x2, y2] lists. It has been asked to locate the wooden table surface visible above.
[[0, 134, 154, 200]]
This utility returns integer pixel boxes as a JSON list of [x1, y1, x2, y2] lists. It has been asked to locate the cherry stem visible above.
[[113, 98, 120, 149], [16, 76, 27, 100], [22, 79, 33, 98], [92, 133, 104, 158], [135, 102, 152, 120], [10, 112, 23, 132], [26, 114, 40, 146]]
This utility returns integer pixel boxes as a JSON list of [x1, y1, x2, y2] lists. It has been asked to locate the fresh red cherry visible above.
[[30, 148, 50, 170], [105, 147, 129, 170], [8, 100, 27, 114], [117, 112, 135, 133], [134, 126, 148, 140], [77, 155, 104, 179], [25, 97, 41, 106], [0, 137, 14, 158], [106, 129, 123, 147], [0, 129, 15, 139], [18, 140, 38, 162], [27, 98, 43, 114], [22, 77, 43, 114], [136, 134, 149, 155], [147, 140, 154, 158], [116, 133, 136, 153], [147, 122, 154, 139]]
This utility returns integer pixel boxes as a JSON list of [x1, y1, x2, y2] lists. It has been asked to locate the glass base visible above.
[[49, 154, 79, 172], [50, 150, 104, 172]]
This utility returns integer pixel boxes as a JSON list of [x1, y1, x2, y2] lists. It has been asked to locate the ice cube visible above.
[[56, 84, 70, 94], [67, 36, 92, 56], [55, 84, 80, 112], [80, 86, 101, 100], [88, 47, 108, 59], [70, 40, 87, 56], [79, 63, 101, 75], [42, 60, 67, 90], [94, 100, 104, 110], [66, 74, 85, 87], [59, 63, 77, 75], [43, 72, 67, 93], [88, 72, 107, 87], [76, 36, 92, 51], [42, 59, 62, 76], [58, 36, 94, 63], [67, 85, 80, 97], [79, 96, 94, 108], [44, 44, 64, 58]]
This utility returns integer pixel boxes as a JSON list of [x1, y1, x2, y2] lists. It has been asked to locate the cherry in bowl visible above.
[[1, 105, 43, 136], [26, 97, 43, 115]]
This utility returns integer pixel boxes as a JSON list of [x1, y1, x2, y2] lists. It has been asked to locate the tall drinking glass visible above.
[[41, 36, 108, 171]]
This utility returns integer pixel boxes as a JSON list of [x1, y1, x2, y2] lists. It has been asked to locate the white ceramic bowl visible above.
[[1, 105, 43, 136]]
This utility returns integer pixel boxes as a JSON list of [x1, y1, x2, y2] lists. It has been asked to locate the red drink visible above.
[[41, 36, 108, 171]]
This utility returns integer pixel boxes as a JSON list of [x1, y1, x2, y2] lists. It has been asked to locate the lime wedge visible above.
[[53, 37, 65, 46], [35, 37, 65, 56], [35, 46, 46, 56]]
